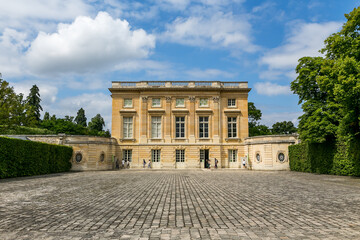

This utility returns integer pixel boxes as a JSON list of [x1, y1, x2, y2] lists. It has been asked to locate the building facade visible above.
[[110, 81, 251, 169]]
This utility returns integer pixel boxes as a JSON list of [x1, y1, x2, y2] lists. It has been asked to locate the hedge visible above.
[[289, 139, 360, 176], [0, 137, 73, 178]]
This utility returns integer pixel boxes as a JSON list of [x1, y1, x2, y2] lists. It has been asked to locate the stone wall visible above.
[[245, 135, 299, 170], [12, 135, 119, 171]]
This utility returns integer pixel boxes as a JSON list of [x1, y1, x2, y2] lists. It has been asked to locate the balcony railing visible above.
[[112, 81, 248, 88]]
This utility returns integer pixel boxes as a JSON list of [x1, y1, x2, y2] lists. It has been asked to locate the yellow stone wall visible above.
[[110, 81, 250, 169]]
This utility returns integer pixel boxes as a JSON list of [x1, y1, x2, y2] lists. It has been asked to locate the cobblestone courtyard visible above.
[[1, 170, 360, 239]]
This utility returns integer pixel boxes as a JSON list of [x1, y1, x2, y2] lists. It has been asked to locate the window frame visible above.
[[176, 149, 185, 162], [151, 116, 162, 139], [199, 116, 209, 138], [151, 149, 161, 162], [123, 149, 132, 162], [228, 149, 237, 162], [175, 116, 185, 138], [123, 117, 133, 139], [227, 98, 236, 107], [227, 117, 237, 138], [152, 98, 161, 107]]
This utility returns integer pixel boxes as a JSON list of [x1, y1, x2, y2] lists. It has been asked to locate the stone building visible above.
[[109, 81, 289, 169], [5, 81, 298, 171]]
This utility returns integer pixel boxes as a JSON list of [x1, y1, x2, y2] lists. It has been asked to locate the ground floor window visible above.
[[123, 150, 132, 162], [228, 149, 237, 162], [176, 149, 185, 162], [152, 149, 161, 162]]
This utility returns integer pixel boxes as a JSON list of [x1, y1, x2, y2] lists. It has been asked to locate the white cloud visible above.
[[0, 0, 92, 32], [162, 12, 257, 51], [254, 82, 291, 96], [259, 21, 341, 79], [0, 28, 29, 77], [25, 12, 155, 75], [186, 68, 236, 79]]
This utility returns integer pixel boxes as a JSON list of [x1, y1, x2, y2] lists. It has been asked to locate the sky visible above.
[[0, 0, 358, 130]]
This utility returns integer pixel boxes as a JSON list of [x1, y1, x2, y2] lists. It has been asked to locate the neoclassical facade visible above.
[[110, 81, 251, 168], [5, 81, 298, 171]]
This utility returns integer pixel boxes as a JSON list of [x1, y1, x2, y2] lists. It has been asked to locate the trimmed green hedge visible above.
[[289, 139, 360, 176], [0, 137, 73, 178]]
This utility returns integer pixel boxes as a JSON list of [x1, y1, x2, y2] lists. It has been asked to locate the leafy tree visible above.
[[272, 121, 297, 135], [26, 85, 43, 122], [88, 114, 105, 132], [64, 115, 74, 122], [248, 102, 272, 136], [291, 7, 360, 142], [43, 112, 50, 121], [74, 108, 87, 127], [0, 77, 19, 126]]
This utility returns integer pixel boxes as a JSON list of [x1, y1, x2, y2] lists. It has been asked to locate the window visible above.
[[175, 116, 185, 138], [151, 116, 162, 138], [228, 99, 236, 107], [176, 98, 185, 107], [124, 98, 132, 108], [278, 153, 285, 162], [152, 98, 161, 107], [75, 153, 82, 163], [176, 150, 185, 162], [152, 149, 161, 162], [123, 117, 133, 139], [199, 116, 209, 138], [123, 150, 132, 162], [229, 150, 237, 162], [227, 117, 237, 138], [199, 98, 208, 107]]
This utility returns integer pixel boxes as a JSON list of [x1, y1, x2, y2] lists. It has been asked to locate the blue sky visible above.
[[0, 0, 358, 130]]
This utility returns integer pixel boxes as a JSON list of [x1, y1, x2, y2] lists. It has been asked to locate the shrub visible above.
[[289, 143, 311, 172], [0, 137, 72, 178], [289, 139, 360, 176]]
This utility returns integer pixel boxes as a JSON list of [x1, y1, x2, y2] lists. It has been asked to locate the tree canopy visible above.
[[75, 108, 87, 127], [26, 85, 43, 123], [88, 114, 105, 132], [291, 6, 360, 142]]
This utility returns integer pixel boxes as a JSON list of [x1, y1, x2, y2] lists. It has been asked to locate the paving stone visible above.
[[0, 170, 360, 239]]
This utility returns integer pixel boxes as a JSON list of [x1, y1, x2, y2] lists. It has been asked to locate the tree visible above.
[[26, 85, 43, 122], [291, 6, 360, 142], [74, 108, 87, 127], [0, 77, 19, 126], [43, 112, 50, 121], [88, 114, 105, 132], [272, 121, 297, 135], [248, 102, 272, 137]]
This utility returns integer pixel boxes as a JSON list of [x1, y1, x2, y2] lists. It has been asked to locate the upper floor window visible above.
[[151, 116, 162, 138], [124, 98, 132, 108], [228, 117, 237, 138], [199, 98, 208, 107], [229, 150, 237, 162], [152, 149, 161, 162], [152, 98, 161, 107], [176, 98, 185, 107], [228, 99, 236, 107], [176, 149, 185, 162], [199, 116, 209, 138], [175, 116, 185, 138], [123, 117, 133, 139]]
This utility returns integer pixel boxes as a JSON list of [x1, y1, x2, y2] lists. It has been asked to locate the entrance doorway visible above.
[[200, 149, 209, 168]]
